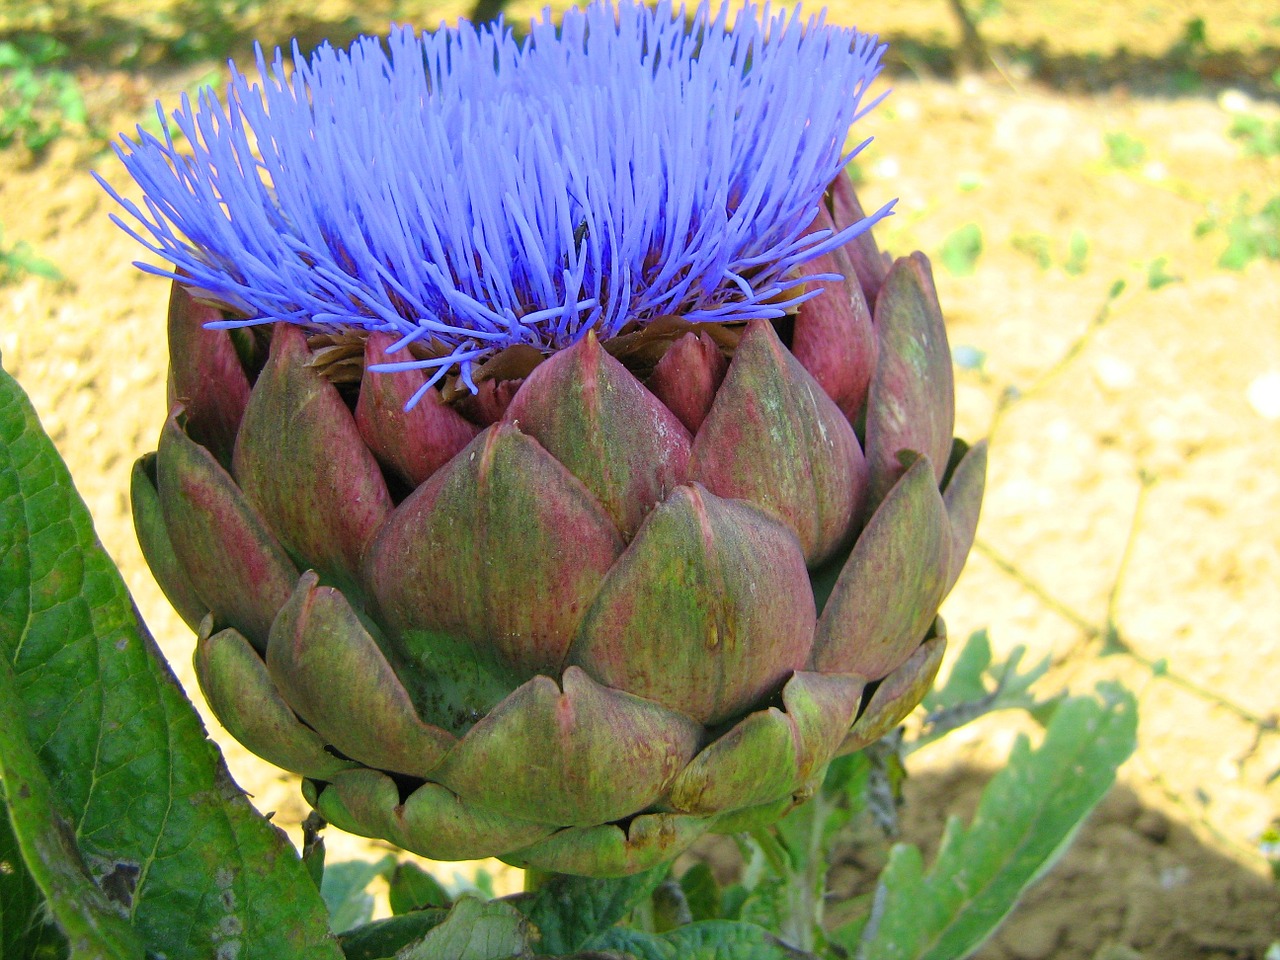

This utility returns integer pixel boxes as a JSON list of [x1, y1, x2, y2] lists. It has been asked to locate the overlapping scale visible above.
[[366, 424, 625, 677], [689, 320, 867, 567], [863, 253, 956, 508], [356, 331, 479, 490], [569, 484, 815, 726], [811, 455, 949, 679], [311, 770, 555, 861], [155, 406, 298, 650], [503, 331, 692, 540], [266, 572, 456, 779], [194, 622, 356, 780], [233, 324, 393, 589]]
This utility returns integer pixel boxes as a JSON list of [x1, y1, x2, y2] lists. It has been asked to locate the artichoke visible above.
[[114, 1, 986, 878]]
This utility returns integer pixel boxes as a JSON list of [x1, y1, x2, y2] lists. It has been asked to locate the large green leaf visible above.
[[853, 685, 1137, 960], [587, 920, 813, 960], [511, 866, 668, 954], [388, 861, 453, 915], [1, 767, 71, 959], [336, 910, 449, 960], [399, 897, 533, 960], [0, 659, 142, 960], [0, 365, 341, 959]]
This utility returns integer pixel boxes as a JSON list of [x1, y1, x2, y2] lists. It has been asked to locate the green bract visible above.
[[132, 172, 986, 877]]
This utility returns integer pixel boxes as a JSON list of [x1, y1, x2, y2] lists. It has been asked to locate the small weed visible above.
[[0, 224, 62, 285], [1064, 230, 1089, 276], [1169, 16, 1209, 92], [0, 35, 87, 153], [1146, 257, 1181, 290], [940, 223, 983, 277], [970, 0, 1003, 24], [1011, 233, 1052, 270], [1197, 195, 1280, 270], [1011, 231, 1095, 275], [952, 344, 988, 374], [1228, 114, 1280, 159], [1104, 131, 1147, 170]]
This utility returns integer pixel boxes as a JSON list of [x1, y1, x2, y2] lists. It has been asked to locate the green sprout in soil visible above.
[[1228, 113, 1280, 159], [1011, 233, 1052, 270], [1104, 131, 1148, 170], [0, 35, 87, 153], [1197, 194, 1280, 270], [0, 224, 61, 285], [1145, 257, 1181, 290], [1064, 229, 1089, 275], [941, 222, 983, 276]]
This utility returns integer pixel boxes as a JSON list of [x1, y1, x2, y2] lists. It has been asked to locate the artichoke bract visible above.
[[112, 1, 985, 877]]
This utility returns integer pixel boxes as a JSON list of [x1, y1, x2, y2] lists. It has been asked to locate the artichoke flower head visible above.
[[105, 0, 987, 877]]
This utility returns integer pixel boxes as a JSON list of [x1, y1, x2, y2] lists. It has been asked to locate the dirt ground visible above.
[[1, 1, 1278, 957]]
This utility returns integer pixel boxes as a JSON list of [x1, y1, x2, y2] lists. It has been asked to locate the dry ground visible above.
[[1, 1, 1278, 957]]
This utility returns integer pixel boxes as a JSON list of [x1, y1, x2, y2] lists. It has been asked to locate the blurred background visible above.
[[1, 1, 1277, 957]]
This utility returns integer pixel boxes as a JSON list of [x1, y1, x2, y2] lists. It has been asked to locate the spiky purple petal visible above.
[[100, 1, 892, 388]]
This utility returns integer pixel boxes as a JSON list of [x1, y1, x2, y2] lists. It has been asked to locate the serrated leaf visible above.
[[858, 686, 1138, 960], [511, 865, 667, 954], [399, 896, 532, 960], [587, 920, 814, 960], [913, 633, 1052, 752], [0, 366, 340, 959], [921, 630, 993, 711], [389, 862, 452, 914], [321, 856, 397, 933]]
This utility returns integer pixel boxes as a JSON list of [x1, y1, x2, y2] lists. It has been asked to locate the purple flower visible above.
[[99, 0, 891, 398]]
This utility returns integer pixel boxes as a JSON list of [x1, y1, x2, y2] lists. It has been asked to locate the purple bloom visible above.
[[100, 0, 891, 397]]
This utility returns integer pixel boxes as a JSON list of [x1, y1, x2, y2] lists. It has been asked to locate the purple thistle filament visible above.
[[99, 0, 893, 395]]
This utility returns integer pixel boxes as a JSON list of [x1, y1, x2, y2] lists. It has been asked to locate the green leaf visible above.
[[1215, 195, 1280, 270], [913, 631, 1053, 752], [337, 910, 449, 960], [587, 920, 813, 960], [678, 863, 722, 922], [1, 775, 70, 960], [939, 224, 982, 277], [0, 365, 341, 959], [511, 865, 668, 954], [0, 657, 143, 959], [399, 897, 533, 960], [922, 629, 993, 710], [1228, 113, 1280, 158], [321, 856, 397, 934], [858, 685, 1138, 960], [1063, 230, 1088, 275], [1010, 233, 1051, 270], [1145, 257, 1181, 290], [389, 862, 452, 914], [1103, 131, 1146, 169]]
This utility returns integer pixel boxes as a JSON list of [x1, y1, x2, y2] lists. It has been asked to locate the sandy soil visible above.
[[1, 1, 1278, 956]]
